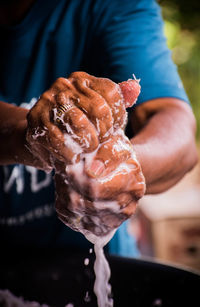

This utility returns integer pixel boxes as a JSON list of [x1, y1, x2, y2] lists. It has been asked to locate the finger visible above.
[[89, 158, 146, 200], [116, 192, 138, 215], [51, 78, 99, 153], [50, 77, 73, 94], [55, 175, 88, 232], [119, 78, 141, 108], [42, 112, 80, 164], [122, 201, 137, 216], [89, 76, 127, 130], [68, 72, 113, 142], [28, 77, 97, 162], [28, 94, 80, 163], [27, 90, 92, 164], [86, 134, 133, 178], [55, 103, 99, 153], [89, 76, 141, 129], [55, 174, 85, 213]]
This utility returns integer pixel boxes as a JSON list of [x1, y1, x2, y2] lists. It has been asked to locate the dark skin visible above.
[[0, 81, 197, 194], [0, 73, 146, 235], [0, 0, 198, 193], [0, 0, 198, 234], [131, 98, 198, 193]]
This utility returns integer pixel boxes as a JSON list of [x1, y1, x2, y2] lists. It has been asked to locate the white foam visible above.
[[53, 107, 145, 307], [93, 200, 120, 213], [84, 230, 116, 307], [64, 133, 82, 157], [84, 258, 89, 266], [84, 291, 91, 303]]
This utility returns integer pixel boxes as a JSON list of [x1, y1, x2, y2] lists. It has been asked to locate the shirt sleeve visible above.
[[86, 0, 189, 105]]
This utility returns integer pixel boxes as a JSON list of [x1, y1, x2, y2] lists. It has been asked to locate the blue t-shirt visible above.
[[0, 0, 188, 256]]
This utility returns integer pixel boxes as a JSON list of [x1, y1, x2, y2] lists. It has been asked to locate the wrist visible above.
[[15, 118, 52, 171], [0, 102, 52, 170], [13, 118, 31, 164]]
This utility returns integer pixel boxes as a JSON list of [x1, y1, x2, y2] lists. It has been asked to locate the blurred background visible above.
[[162, 0, 200, 139], [130, 0, 200, 273]]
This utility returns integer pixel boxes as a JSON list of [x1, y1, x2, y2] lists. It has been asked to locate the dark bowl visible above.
[[0, 248, 199, 307]]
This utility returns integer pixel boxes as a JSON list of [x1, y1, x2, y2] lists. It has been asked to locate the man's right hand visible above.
[[26, 72, 128, 168], [0, 72, 134, 172], [54, 131, 146, 236]]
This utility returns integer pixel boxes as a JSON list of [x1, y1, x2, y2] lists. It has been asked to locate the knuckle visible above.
[[55, 77, 68, 85], [40, 91, 53, 102], [69, 71, 89, 80]]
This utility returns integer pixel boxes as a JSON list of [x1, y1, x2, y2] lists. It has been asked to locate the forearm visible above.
[[0, 101, 38, 166], [130, 98, 198, 194]]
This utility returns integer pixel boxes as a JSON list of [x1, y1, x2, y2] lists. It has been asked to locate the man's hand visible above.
[[55, 175, 139, 236], [50, 72, 144, 236], [0, 71, 145, 237], [26, 71, 129, 166], [54, 132, 145, 236]]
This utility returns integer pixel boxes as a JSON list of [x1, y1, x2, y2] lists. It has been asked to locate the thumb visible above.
[[86, 159, 106, 178], [119, 77, 141, 108], [86, 135, 132, 178]]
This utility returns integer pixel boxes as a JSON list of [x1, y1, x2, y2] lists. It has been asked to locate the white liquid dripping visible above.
[[56, 134, 133, 307], [84, 230, 116, 307], [84, 291, 91, 303], [84, 258, 89, 266], [53, 102, 145, 306], [93, 243, 113, 307]]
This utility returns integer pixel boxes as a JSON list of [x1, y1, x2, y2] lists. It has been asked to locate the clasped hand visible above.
[[26, 72, 145, 236]]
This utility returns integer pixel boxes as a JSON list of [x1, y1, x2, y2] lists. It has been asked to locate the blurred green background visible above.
[[159, 0, 200, 140]]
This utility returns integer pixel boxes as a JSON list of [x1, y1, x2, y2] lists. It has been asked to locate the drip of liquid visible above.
[[84, 291, 91, 303], [84, 230, 116, 307], [93, 243, 113, 307], [54, 109, 144, 306], [84, 258, 89, 266]]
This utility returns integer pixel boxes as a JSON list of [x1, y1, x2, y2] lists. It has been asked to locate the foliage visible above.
[[159, 0, 200, 138]]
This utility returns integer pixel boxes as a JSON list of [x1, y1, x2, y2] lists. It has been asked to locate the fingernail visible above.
[[88, 160, 105, 177], [119, 79, 141, 108]]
